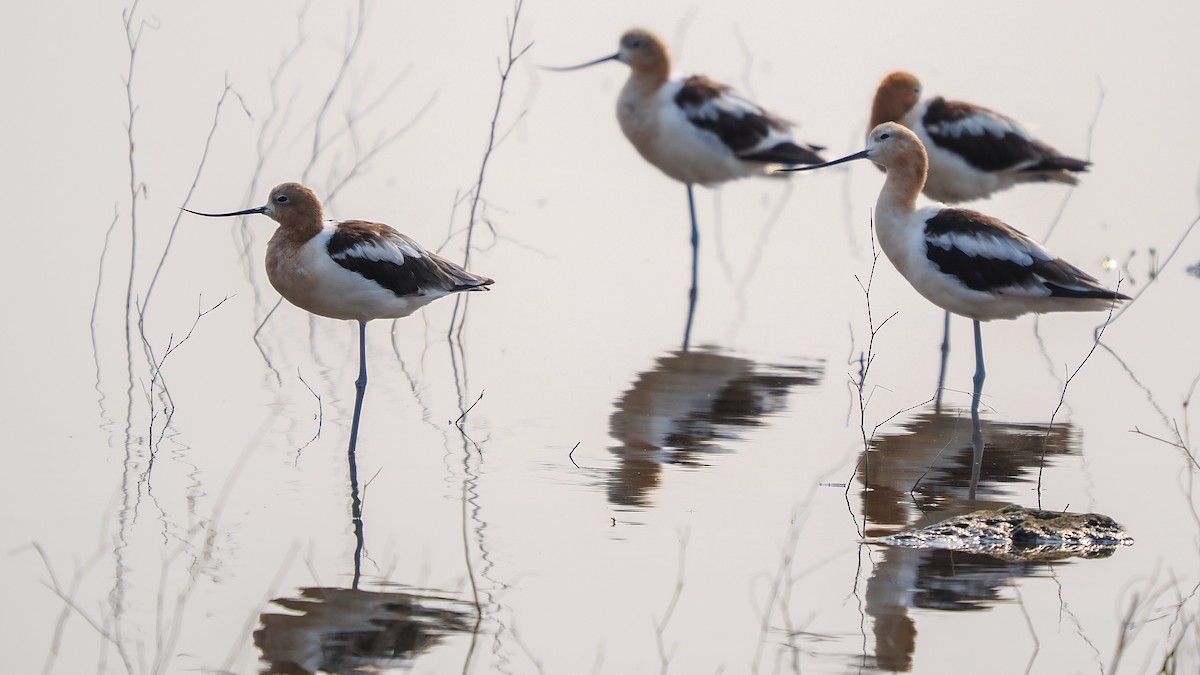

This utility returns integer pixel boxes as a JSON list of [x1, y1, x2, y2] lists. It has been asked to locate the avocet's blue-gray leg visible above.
[[935, 310, 951, 411], [348, 320, 369, 456], [968, 318, 985, 499], [347, 319, 368, 587], [682, 183, 699, 351], [348, 440, 365, 589], [971, 319, 985, 416]]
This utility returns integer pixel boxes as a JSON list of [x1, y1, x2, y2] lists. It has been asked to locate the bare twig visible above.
[[1105, 213, 1200, 327], [1131, 426, 1188, 451], [1042, 79, 1104, 243], [453, 390, 486, 430], [38, 569, 135, 674], [846, 215, 903, 493], [1110, 589, 1146, 674], [147, 421, 271, 675], [301, 0, 368, 184], [655, 530, 689, 675], [238, 3, 309, 314], [32, 535, 112, 675], [252, 298, 284, 386], [730, 181, 796, 335], [1183, 370, 1200, 449], [311, 64, 413, 165], [511, 623, 546, 675], [121, 0, 154, 399], [219, 545, 301, 673], [144, 296, 232, 448], [324, 92, 438, 202], [750, 480, 827, 675], [145, 81, 250, 313], [1036, 280, 1122, 507], [247, 0, 427, 373], [447, 0, 531, 338], [240, 1, 309, 272], [294, 368, 324, 462]]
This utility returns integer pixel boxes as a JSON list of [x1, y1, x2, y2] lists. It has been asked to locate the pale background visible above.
[[2, 1, 1198, 673]]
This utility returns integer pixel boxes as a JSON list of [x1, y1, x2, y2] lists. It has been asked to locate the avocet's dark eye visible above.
[[275, 194, 289, 204], [880, 133, 890, 140], [629, 39, 642, 48]]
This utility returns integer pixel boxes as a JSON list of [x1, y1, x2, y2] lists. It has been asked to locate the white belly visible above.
[[617, 86, 760, 186], [266, 229, 443, 322]]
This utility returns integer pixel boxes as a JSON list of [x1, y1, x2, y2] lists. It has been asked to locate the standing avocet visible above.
[[783, 123, 1125, 417], [870, 71, 1090, 204], [870, 71, 1092, 404], [550, 28, 826, 345], [185, 183, 494, 452]]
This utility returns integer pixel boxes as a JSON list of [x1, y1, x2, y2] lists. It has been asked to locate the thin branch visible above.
[[324, 91, 438, 202], [447, 0, 530, 337], [1130, 426, 1188, 451], [240, 2, 309, 288], [846, 214, 902, 495], [1036, 280, 1122, 506], [311, 65, 415, 163], [294, 368, 324, 462], [655, 530, 689, 675], [122, 0, 153, 394], [301, 0, 368, 184], [145, 81, 250, 313], [453, 391, 486, 429], [33, 538, 112, 675], [1105, 213, 1200, 327], [144, 296, 232, 447], [1043, 79, 1104, 243]]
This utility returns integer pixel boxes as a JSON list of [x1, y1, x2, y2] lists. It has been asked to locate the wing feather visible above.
[[328, 220, 493, 297], [674, 76, 824, 165], [922, 98, 1087, 174], [924, 209, 1121, 300]]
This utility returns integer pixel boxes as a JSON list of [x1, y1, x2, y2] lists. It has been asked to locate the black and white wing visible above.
[[327, 220, 494, 297], [922, 97, 1090, 174], [923, 208, 1122, 299], [674, 75, 825, 165]]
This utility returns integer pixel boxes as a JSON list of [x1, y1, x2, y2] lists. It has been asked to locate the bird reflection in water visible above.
[[856, 408, 1126, 672], [860, 408, 1075, 523], [254, 437, 477, 674], [607, 346, 822, 508], [254, 586, 473, 674]]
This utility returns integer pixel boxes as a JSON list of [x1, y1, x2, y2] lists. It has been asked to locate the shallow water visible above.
[[3, 1, 1200, 673]]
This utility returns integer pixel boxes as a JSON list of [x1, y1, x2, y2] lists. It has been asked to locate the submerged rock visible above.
[[866, 504, 1134, 562]]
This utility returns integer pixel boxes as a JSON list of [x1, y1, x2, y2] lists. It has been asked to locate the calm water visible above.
[[3, 1, 1200, 673]]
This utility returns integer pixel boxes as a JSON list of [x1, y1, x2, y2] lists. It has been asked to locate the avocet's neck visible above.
[[876, 147, 927, 219], [274, 201, 325, 241], [617, 69, 668, 144], [620, 64, 668, 105]]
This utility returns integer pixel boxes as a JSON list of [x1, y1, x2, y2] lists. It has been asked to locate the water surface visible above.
[[2, 1, 1199, 673]]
